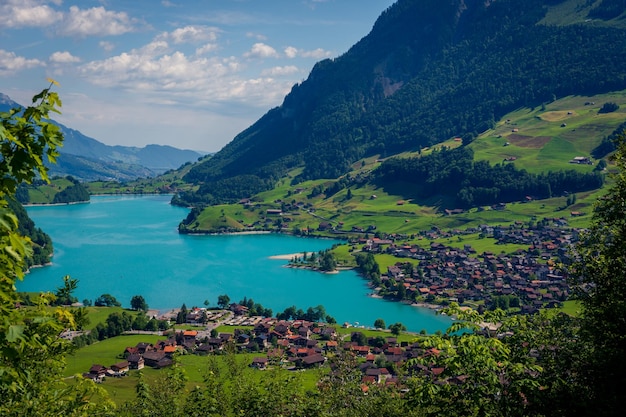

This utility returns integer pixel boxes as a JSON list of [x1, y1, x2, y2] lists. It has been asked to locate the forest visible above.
[[374, 146, 604, 208]]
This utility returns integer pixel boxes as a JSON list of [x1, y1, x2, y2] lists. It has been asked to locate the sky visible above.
[[0, 0, 396, 153]]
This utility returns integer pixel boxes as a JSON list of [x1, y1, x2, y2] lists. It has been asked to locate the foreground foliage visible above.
[[0, 85, 114, 416]]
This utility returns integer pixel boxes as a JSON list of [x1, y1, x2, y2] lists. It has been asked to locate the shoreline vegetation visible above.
[[24, 200, 89, 207]]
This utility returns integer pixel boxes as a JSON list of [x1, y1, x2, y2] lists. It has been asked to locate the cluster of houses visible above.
[[360, 220, 577, 313], [83, 318, 450, 389]]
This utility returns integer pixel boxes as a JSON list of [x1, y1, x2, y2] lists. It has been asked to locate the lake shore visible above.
[[184, 230, 272, 236], [24, 200, 89, 207], [268, 253, 303, 260]]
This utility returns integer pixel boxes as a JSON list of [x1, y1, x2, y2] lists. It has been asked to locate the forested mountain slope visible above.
[[179, 0, 626, 206]]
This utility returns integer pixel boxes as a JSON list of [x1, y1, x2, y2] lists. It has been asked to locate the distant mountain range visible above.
[[0, 93, 205, 181]]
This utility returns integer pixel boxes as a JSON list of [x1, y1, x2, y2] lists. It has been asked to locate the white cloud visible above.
[[196, 43, 218, 56], [244, 43, 279, 59], [78, 38, 291, 109], [300, 48, 332, 59], [165, 25, 220, 44], [0, 1, 63, 28], [49, 51, 80, 63], [0, 49, 46, 76], [58, 6, 136, 37], [283, 46, 332, 59], [284, 46, 298, 58], [261, 65, 299, 76]]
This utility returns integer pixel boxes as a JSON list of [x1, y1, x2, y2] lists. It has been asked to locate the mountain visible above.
[[0, 93, 204, 181], [177, 0, 626, 206]]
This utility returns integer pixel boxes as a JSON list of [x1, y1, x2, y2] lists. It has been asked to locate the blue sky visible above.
[[0, 0, 395, 152]]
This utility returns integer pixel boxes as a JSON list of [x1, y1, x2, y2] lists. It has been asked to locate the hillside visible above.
[[0, 93, 204, 181], [175, 90, 623, 235], [176, 0, 626, 207]]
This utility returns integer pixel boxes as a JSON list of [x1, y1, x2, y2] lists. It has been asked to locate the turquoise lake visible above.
[[17, 195, 451, 333]]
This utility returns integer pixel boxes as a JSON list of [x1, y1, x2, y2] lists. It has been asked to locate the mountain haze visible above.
[[0, 93, 204, 181], [178, 0, 626, 206]]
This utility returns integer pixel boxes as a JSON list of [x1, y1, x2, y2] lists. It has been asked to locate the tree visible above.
[[351, 331, 367, 346], [54, 274, 78, 305], [1, 83, 111, 415], [598, 101, 619, 114], [388, 322, 406, 336], [568, 132, 626, 415], [405, 305, 543, 417], [131, 295, 149, 311], [217, 294, 230, 309], [94, 293, 121, 307], [318, 250, 337, 272], [374, 318, 386, 329]]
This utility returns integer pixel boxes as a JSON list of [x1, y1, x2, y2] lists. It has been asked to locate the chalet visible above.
[[143, 350, 168, 368], [254, 334, 269, 349], [251, 357, 268, 369], [219, 333, 233, 343], [89, 364, 108, 379], [318, 221, 332, 231], [127, 353, 145, 370], [183, 329, 198, 342], [135, 342, 153, 354], [110, 361, 130, 376], [254, 322, 272, 334], [352, 345, 370, 356], [230, 303, 249, 316], [164, 345, 179, 355], [186, 308, 204, 324], [298, 354, 325, 368], [325, 340, 338, 351]]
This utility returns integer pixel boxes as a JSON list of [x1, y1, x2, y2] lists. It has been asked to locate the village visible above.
[[357, 217, 576, 314], [83, 310, 439, 391]]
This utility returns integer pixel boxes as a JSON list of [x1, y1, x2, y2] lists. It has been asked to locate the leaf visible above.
[[6, 325, 25, 342]]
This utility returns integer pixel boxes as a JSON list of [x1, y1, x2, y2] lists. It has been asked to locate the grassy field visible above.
[[26, 177, 75, 204], [472, 92, 626, 174], [68, 334, 333, 406], [559, 300, 582, 316], [80, 306, 125, 330], [64, 334, 163, 377]]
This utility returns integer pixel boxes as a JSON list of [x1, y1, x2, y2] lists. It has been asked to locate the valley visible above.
[[3, 0, 626, 415]]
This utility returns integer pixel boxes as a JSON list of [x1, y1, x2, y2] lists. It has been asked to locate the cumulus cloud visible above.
[[283, 46, 332, 59], [165, 25, 220, 44], [0, 0, 63, 28], [244, 43, 279, 59], [284, 46, 298, 59], [196, 43, 218, 56], [58, 6, 137, 37], [49, 51, 80, 63], [78, 38, 290, 109], [261, 65, 299, 76], [300, 48, 332, 59], [0, 49, 46, 76]]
